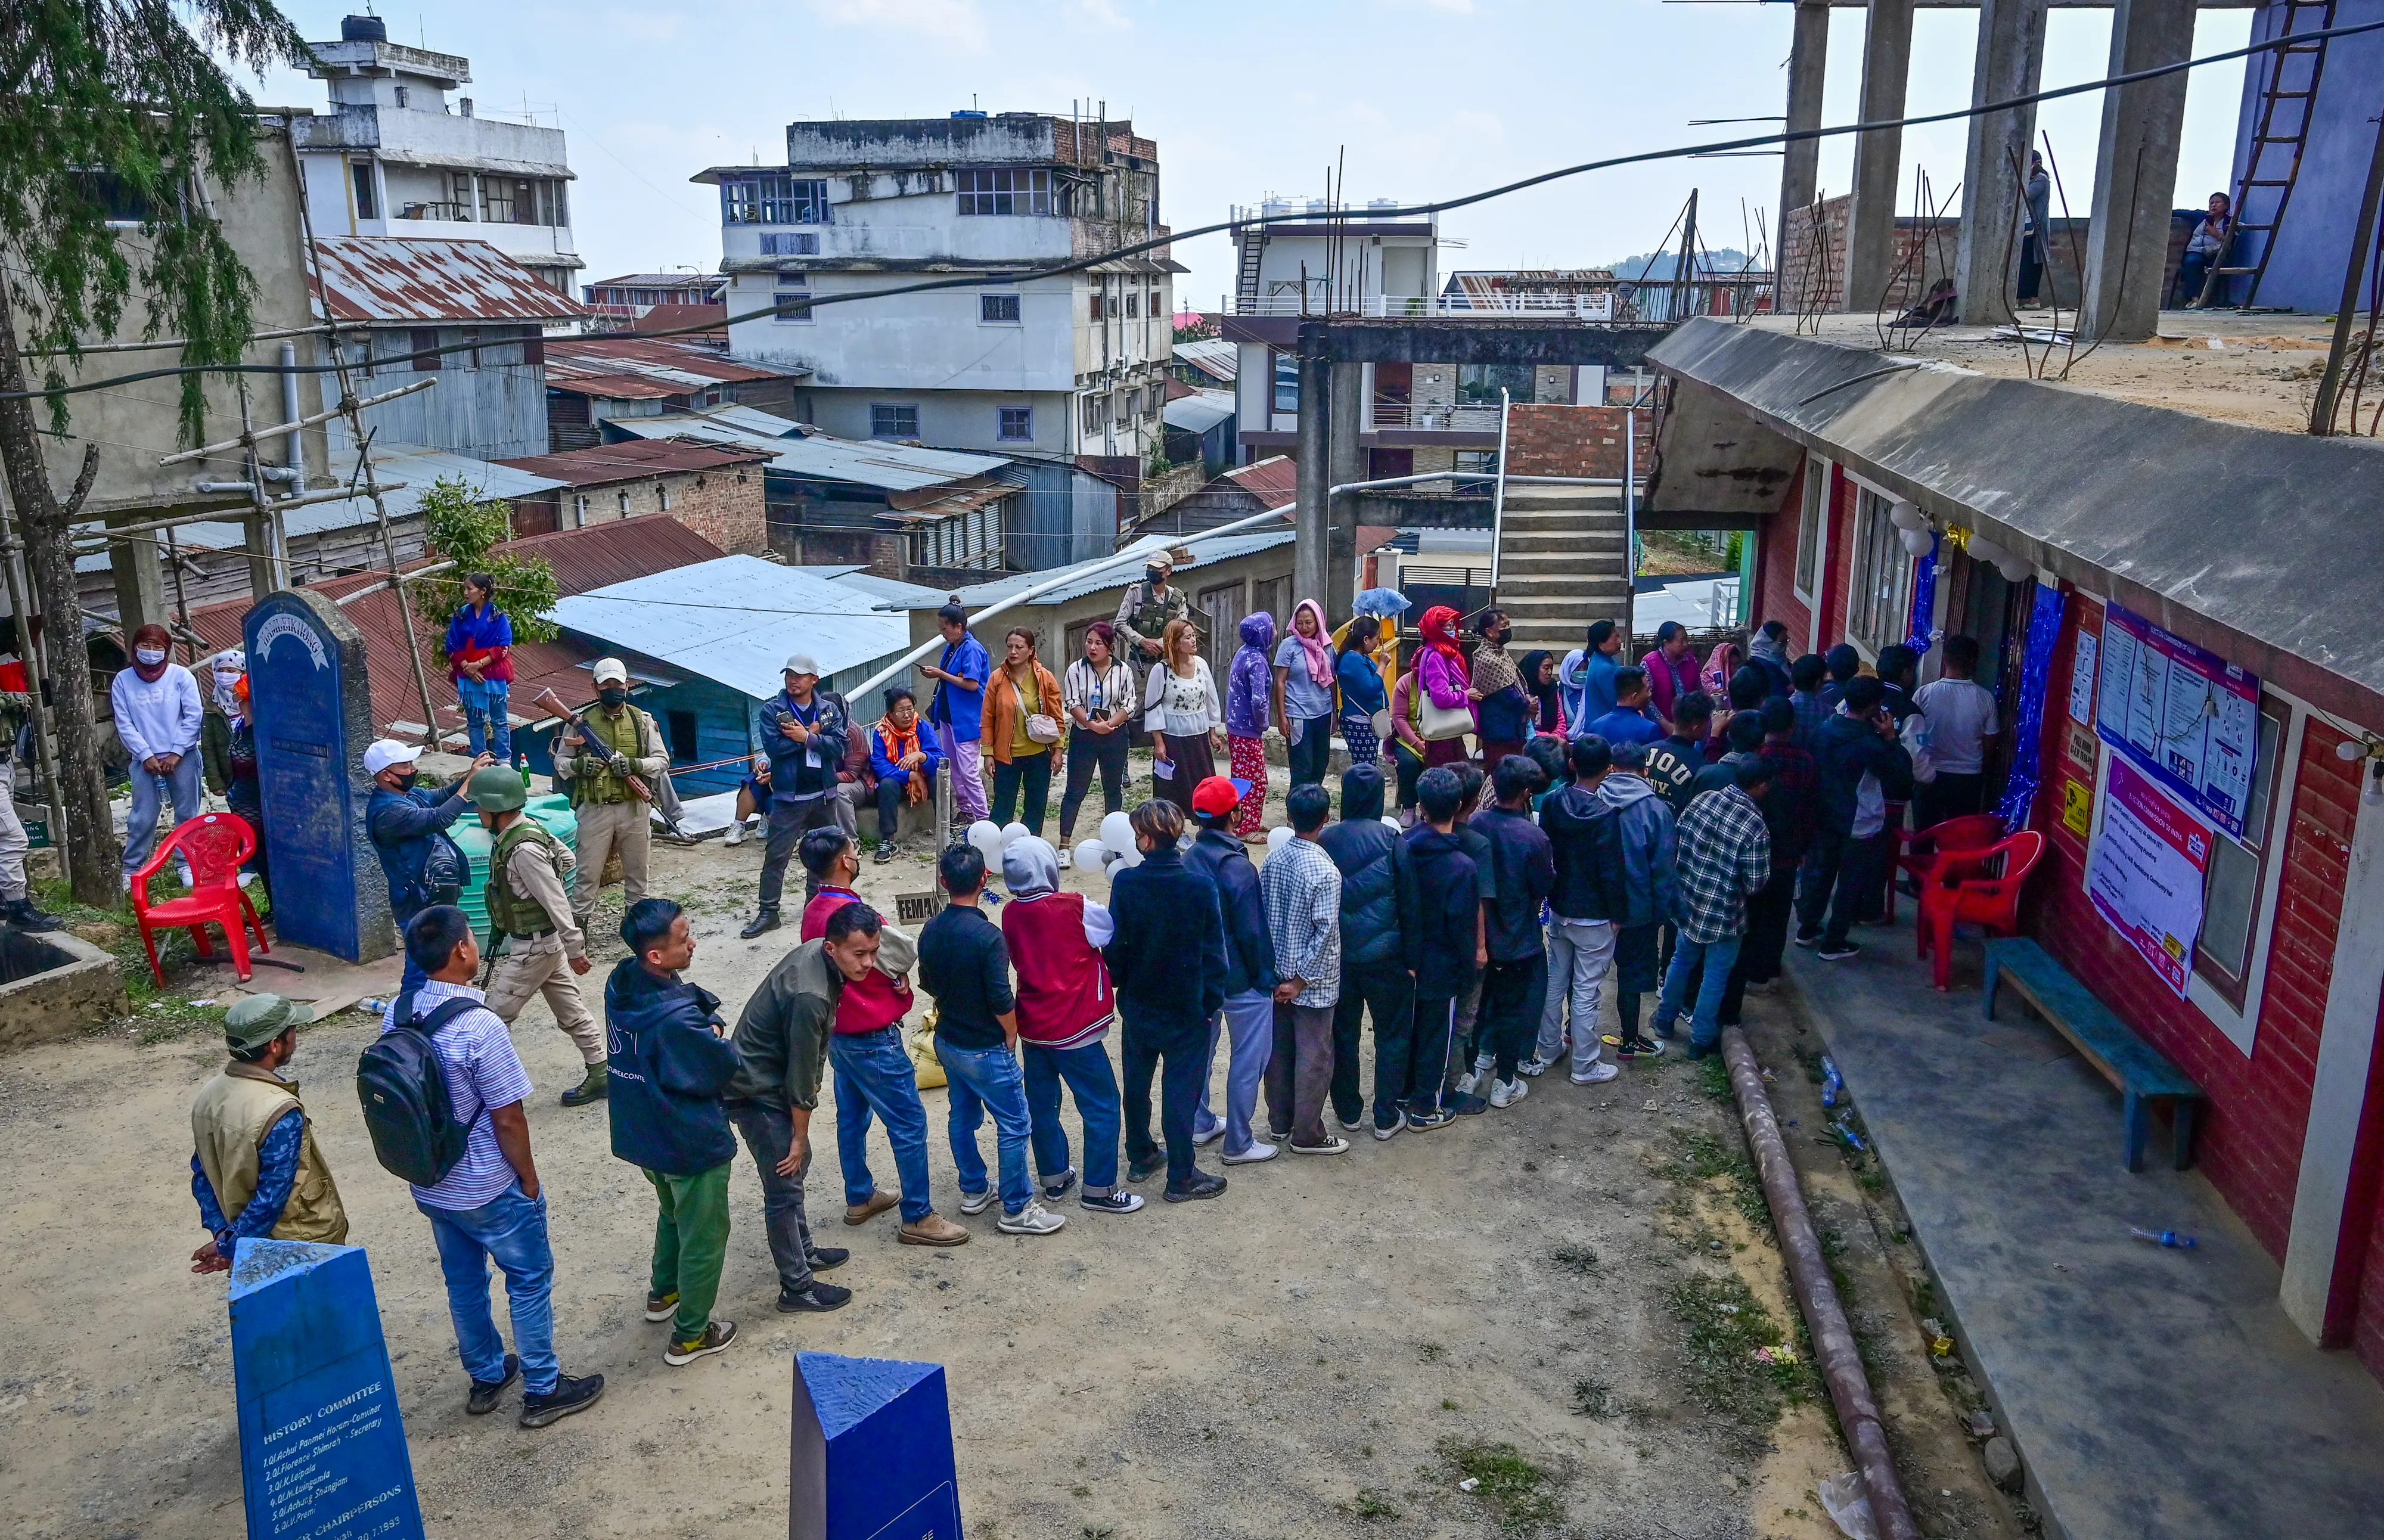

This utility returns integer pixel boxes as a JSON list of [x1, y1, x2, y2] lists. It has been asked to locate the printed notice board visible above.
[[2087, 757, 2212, 998], [2093, 600, 2259, 837]]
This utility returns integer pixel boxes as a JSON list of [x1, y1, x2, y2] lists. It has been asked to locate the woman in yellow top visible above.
[[982, 625, 1067, 837]]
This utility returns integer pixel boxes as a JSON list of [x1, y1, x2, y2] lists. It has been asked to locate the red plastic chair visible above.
[[1917, 830, 2045, 992], [131, 812, 269, 986], [1889, 812, 2004, 924]]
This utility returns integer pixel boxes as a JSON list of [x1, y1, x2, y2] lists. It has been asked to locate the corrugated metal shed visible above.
[[493, 438, 774, 488], [918, 526, 1295, 611], [1222, 455, 1297, 502], [604, 405, 806, 445], [1163, 390, 1234, 434], [312, 237, 589, 325], [609, 413, 1010, 492], [1172, 337, 1238, 381], [544, 336, 797, 402], [783, 566, 950, 610], [551, 555, 911, 701]]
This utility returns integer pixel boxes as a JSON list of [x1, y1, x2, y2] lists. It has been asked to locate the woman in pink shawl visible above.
[[1272, 598, 1339, 789]]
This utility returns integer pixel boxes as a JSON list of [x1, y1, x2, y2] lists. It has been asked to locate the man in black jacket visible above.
[[1529, 734, 1633, 1080], [1319, 765, 1420, 1139], [1183, 775, 1282, 1165], [1797, 677, 1915, 961], [1106, 799, 1230, 1201], [605, 898, 742, 1368], [1646, 692, 1712, 815], [1466, 756, 1555, 1109], [1398, 768, 1482, 1133]]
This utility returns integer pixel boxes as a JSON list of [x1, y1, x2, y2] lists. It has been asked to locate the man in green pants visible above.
[[604, 896, 743, 1365]]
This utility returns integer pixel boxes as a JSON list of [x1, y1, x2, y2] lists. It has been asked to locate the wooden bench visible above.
[[1982, 937, 2205, 1172]]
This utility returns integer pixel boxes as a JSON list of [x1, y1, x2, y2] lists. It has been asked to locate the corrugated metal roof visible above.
[[918, 525, 1295, 610], [609, 413, 1010, 492], [1172, 337, 1238, 380], [1221, 454, 1297, 501], [312, 237, 588, 324], [494, 437, 775, 488], [605, 404, 807, 444], [1163, 391, 1234, 434], [784, 566, 951, 610], [158, 445, 568, 552], [551, 555, 910, 700], [543, 336, 797, 400]]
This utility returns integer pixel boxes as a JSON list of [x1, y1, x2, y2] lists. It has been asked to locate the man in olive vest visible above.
[[553, 657, 668, 932], [473, 765, 606, 1107], [188, 994, 347, 1272], [1111, 552, 1192, 660]]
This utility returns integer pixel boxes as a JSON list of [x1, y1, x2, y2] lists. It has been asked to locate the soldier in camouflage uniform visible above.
[[1112, 553, 1193, 662], [470, 766, 606, 1107]]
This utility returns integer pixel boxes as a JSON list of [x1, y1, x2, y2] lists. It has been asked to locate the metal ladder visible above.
[[1233, 221, 1266, 310], [2207, 0, 2337, 308]]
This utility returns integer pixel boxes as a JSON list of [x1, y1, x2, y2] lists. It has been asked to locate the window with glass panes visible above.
[[957, 168, 1056, 216], [1795, 458, 1828, 603], [2194, 698, 2289, 1007], [1846, 486, 1913, 655], [871, 404, 919, 439]]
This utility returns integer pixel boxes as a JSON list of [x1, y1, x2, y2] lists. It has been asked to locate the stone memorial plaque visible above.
[[790, 1352, 961, 1540], [230, 1239, 423, 1540], [245, 589, 393, 962]]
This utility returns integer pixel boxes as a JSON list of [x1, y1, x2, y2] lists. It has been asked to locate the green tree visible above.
[[0, 1, 312, 903], [408, 476, 559, 667]]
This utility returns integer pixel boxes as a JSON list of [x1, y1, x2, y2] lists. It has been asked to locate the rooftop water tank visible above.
[[1306, 198, 1330, 213], [1368, 198, 1400, 212], [341, 14, 387, 41], [951, 109, 988, 119], [1260, 197, 1291, 218]]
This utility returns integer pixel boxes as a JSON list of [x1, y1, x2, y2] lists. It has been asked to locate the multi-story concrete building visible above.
[[294, 14, 581, 294], [694, 111, 1178, 464]]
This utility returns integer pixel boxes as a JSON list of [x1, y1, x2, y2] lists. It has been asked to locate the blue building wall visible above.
[[2223, 1, 2384, 313], [1002, 458, 1118, 572]]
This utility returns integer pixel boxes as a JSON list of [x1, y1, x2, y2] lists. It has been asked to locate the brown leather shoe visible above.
[[843, 1190, 899, 1226], [898, 1212, 970, 1247]]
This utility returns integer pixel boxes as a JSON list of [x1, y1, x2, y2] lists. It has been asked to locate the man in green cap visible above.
[[188, 994, 347, 1272], [470, 765, 605, 1106]]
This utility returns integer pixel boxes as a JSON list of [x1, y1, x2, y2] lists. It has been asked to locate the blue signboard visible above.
[[229, 1240, 423, 1540], [790, 1353, 962, 1540], [244, 591, 392, 961]]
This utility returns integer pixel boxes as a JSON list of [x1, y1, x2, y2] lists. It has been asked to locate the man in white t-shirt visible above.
[[1911, 635, 2000, 828], [387, 905, 606, 1429]]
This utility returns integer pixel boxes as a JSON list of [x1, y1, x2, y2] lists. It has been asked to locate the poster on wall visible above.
[[2087, 757, 2213, 998], [2094, 600, 2260, 838], [2069, 629, 2098, 725]]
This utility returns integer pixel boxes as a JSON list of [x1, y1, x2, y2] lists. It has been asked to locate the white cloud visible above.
[[1073, 0, 1132, 29], [807, 0, 989, 52]]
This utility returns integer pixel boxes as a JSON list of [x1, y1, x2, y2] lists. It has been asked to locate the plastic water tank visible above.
[[342, 14, 388, 42], [1306, 198, 1331, 213], [449, 793, 579, 942], [1368, 197, 1400, 212], [1260, 197, 1291, 219]]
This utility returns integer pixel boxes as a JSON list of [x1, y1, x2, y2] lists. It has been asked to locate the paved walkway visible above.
[[1783, 937, 2384, 1540]]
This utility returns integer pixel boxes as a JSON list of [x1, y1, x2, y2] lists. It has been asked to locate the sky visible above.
[[253, 0, 2256, 304]]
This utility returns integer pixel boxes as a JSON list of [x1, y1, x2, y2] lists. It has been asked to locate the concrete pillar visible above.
[[2080, 0, 2194, 343], [1326, 359, 1364, 621], [107, 521, 168, 634], [1955, 0, 2050, 324], [1842, 0, 1917, 313], [1779, 0, 1832, 263], [1293, 321, 1330, 614]]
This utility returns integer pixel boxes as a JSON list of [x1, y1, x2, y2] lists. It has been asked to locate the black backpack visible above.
[[357, 994, 485, 1186]]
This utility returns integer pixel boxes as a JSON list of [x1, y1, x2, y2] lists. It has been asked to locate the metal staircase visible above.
[[2208, 0, 2337, 308], [1234, 222, 1267, 310]]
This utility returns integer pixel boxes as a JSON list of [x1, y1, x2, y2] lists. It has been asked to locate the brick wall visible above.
[[570, 464, 766, 555], [1754, 456, 1811, 645], [1503, 404, 1656, 478]]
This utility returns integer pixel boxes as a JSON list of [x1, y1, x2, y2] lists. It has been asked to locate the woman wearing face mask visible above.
[[200, 651, 271, 900], [1466, 608, 1529, 767], [112, 623, 204, 893]]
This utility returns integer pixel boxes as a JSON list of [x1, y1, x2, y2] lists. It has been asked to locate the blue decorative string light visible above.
[[1995, 582, 2068, 833]]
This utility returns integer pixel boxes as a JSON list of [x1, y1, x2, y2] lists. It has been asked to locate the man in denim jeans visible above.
[[920, 844, 1065, 1235], [1183, 775, 1280, 1165], [1656, 758, 1774, 1057], [387, 906, 603, 1429]]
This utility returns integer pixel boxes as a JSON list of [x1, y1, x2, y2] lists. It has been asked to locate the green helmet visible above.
[[467, 765, 527, 812]]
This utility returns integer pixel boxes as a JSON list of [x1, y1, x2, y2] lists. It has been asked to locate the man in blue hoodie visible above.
[[1106, 799, 1230, 1202], [1595, 741, 1680, 1057], [1320, 764, 1420, 1139], [1399, 768, 1482, 1132], [606, 898, 743, 1368], [1184, 775, 1282, 1165]]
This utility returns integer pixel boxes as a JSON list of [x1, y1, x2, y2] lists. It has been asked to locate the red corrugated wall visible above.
[[1818, 464, 1854, 649], [2023, 595, 2351, 1260], [1755, 455, 1812, 645], [2339, 1003, 2384, 1368]]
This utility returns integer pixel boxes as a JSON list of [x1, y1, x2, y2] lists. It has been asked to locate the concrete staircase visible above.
[[1492, 485, 1631, 651]]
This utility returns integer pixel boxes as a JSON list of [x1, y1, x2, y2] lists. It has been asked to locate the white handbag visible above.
[[1418, 693, 1473, 743]]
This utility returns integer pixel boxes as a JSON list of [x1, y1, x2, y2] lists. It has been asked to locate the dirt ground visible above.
[[1, 811, 2003, 1539]]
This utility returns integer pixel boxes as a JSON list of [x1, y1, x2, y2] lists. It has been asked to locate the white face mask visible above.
[[135, 647, 167, 667]]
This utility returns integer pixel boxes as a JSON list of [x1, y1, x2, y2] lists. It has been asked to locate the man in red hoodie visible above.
[[794, 828, 966, 1246]]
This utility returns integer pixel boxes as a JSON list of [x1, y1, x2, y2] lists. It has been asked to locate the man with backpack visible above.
[[471, 766, 606, 1109], [366, 905, 603, 1429], [607, 898, 744, 1367]]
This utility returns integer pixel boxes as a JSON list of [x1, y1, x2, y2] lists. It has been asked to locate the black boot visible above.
[[740, 906, 781, 940], [3, 899, 63, 932]]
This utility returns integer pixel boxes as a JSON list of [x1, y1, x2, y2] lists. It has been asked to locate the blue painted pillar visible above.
[[790, 1352, 962, 1539]]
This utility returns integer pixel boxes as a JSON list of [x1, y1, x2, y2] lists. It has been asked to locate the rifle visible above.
[[535, 686, 653, 802]]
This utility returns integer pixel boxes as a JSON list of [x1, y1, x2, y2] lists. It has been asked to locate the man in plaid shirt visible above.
[[1656, 757, 1776, 1057], [1261, 784, 1346, 1154]]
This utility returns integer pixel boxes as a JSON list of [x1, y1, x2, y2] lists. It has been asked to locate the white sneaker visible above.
[[957, 1188, 995, 1216], [997, 1200, 1066, 1235], [1453, 1070, 1481, 1097], [1570, 1063, 1621, 1085], [1490, 1078, 1529, 1109], [723, 822, 744, 846], [1057, 847, 1073, 870], [1192, 1120, 1226, 1147], [1221, 1141, 1279, 1165], [1336, 1111, 1369, 1134], [1372, 1113, 1405, 1141], [1516, 1055, 1554, 1079]]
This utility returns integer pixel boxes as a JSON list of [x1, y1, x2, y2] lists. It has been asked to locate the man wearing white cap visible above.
[[551, 659, 667, 930], [366, 737, 493, 994], [741, 653, 849, 939]]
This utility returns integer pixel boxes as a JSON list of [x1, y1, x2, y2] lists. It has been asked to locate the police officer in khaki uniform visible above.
[[472, 766, 607, 1107], [187, 994, 347, 1272], [1112, 552, 1193, 662], [552, 657, 667, 932]]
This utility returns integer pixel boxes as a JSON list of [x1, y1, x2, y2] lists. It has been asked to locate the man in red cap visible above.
[[1181, 774, 1281, 1166]]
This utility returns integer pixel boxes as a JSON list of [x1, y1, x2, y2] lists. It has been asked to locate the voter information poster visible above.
[[2087, 757, 2212, 997], [2094, 601, 2260, 838]]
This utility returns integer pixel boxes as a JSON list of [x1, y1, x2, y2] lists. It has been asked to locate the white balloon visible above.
[[1098, 811, 1135, 853], [1995, 554, 2035, 583], [966, 819, 1004, 868], [1966, 535, 2005, 567], [1897, 526, 1933, 557], [1382, 815, 1402, 830], [1888, 498, 1925, 532], [1110, 838, 1143, 869], [1266, 825, 1293, 853], [1071, 840, 1109, 875], [999, 821, 1030, 847]]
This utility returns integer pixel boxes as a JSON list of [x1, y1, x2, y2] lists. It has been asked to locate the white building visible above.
[[294, 14, 581, 294], [694, 111, 1180, 463]]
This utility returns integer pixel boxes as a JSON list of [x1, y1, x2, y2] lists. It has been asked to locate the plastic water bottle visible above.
[[2129, 1227, 2197, 1250], [1821, 1055, 1844, 1109], [359, 997, 388, 1016], [517, 753, 532, 790]]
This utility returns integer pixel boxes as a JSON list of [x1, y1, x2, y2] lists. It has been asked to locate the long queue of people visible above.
[[182, 607, 1996, 1431]]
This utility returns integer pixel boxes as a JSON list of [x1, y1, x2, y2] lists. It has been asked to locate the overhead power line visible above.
[[9, 15, 2380, 408]]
